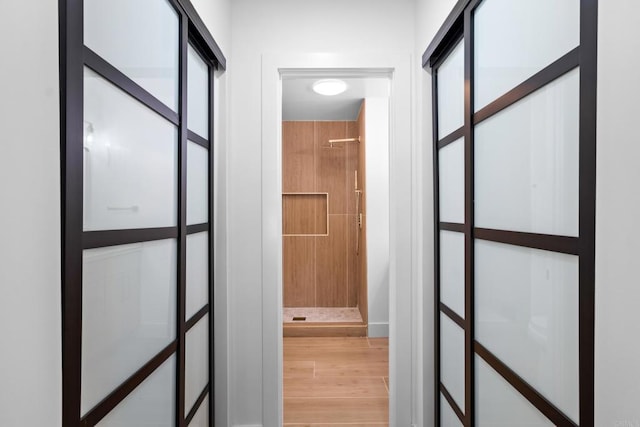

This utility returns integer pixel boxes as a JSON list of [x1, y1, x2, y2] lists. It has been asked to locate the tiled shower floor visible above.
[[283, 307, 363, 323]]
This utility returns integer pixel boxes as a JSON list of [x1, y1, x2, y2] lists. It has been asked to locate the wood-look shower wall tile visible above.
[[315, 122, 347, 214], [316, 215, 347, 307], [283, 121, 315, 192], [283, 236, 315, 307], [347, 214, 359, 307], [346, 120, 360, 215]]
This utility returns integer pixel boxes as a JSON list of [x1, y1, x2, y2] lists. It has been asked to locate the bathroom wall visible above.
[[363, 98, 390, 337], [282, 120, 361, 308]]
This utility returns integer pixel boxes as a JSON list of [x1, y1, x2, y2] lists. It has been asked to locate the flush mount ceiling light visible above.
[[312, 79, 348, 96]]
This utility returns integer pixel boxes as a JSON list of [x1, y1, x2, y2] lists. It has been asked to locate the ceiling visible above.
[[282, 77, 390, 121]]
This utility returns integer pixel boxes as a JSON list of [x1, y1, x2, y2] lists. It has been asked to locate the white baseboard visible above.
[[368, 322, 389, 337], [233, 425, 262, 427]]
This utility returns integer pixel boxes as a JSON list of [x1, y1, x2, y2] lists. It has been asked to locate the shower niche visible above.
[[282, 100, 368, 337]]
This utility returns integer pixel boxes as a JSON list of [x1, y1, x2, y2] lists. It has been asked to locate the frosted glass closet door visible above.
[[187, 141, 209, 225], [475, 356, 553, 427], [475, 240, 579, 421], [188, 395, 209, 426], [474, 0, 579, 111], [436, 34, 466, 425], [96, 356, 176, 427], [437, 40, 465, 138], [185, 315, 209, 414], [82, 239, 177, 415], [438, 138, 464, 224], [473, 0, 582, 424], [83, 68, 178, 231], [186, 232, 209, 319], [440, 314, 465, 413], [188, 45, 210, 139], [84, 0, 180, 110], [440, 231, 465, 318], [474, 69, 580, 237]]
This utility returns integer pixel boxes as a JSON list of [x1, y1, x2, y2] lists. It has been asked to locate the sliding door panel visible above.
[[185, 315, 209, 414], [474, 0, 580, 110], [440, 393, 463, 427], [63, 1, 221, 425], [187, 45, 210, 139], [439, 231, 465, 318], [475, 240, 579, 422], [428, 0, 594, 424], [84, 0, 180, 110], [475, 355, 553, 427], [474, 69, 580, 237], [81, 239, 177, 415], [96, 355, 176, 426], [437, 40, 465, 138], [438, 138, 465, 224], [440, 313, 465, 413], [83, 68, 178, 231], [186, 232, 209, 319], [187, 141, 210, 225], [188, 395, 209, 426]]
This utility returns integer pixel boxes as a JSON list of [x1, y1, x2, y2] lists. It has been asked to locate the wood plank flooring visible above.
[[283, 337, 389, 426]]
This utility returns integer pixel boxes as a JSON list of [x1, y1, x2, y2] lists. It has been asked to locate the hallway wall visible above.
[[228, 1, 415, 425], [0, 1, 61, 425], [595, 0, 640, 423]]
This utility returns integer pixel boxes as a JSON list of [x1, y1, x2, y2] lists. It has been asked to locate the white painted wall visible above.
[[0, 1, 62, 426], [229, 1, 415, 425], [365, 97, 390, 338], [192, 0, 231, 57], [415, 1, 459, 425], [595, 0, 640, 424]]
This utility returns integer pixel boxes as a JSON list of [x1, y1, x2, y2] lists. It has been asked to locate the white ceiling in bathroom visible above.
[[282, 77, 390, 121]]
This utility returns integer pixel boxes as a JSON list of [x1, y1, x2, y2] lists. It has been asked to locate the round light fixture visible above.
[[312, 79, 348, 96]]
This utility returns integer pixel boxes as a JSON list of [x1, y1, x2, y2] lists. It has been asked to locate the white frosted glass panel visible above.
[[437, 40, 465, 138], [440, 314, 465, 412], [187, 141, 209, 225], [83, 68, 178, 231], [440, 231, 465, 318], [188, 45, 210, 138], [439, 138, 464, 223], [188, 394, 209, 427], [475, 240, 579, 422], [441, 393, 463, 427], [186, 232, 209, 319], [81, 239, 177, 415], [84, 0, 179, 110], [475, 69, 579, 236], [185, 315, 209, 414], [475, 355, 554, 427], [97, 355, 175, 427], [474, 0, 579, 110]]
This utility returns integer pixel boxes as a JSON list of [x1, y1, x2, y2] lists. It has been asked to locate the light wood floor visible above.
[[283, 337, 389, 426]]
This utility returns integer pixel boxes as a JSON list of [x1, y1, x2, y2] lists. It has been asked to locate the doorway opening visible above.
[[280, 75, 391, 424], [260, 53, 415, 427]]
